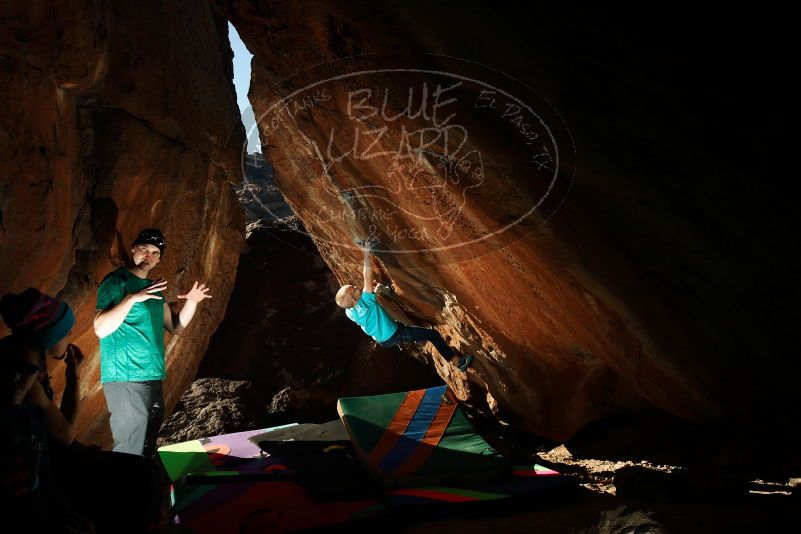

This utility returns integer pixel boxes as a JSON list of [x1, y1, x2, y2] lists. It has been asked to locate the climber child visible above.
[[335, 242, 474, 372]]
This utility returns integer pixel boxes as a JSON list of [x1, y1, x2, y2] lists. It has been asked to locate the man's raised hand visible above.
[[178, 281, 212, 303], [355, 238, 373, 258], [128, 279, 167, 303]]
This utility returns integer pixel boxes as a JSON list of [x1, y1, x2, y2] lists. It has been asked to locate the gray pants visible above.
[[103, 380, 164, 457]]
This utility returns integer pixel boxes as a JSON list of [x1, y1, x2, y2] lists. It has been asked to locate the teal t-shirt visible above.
[[96, 268, 165, 383], [345, 291, 399, 343]]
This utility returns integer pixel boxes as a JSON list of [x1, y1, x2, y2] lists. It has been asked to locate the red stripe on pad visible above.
[[388, 488, 479, 503]]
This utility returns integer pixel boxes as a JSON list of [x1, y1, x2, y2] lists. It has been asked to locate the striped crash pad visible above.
[[337, 385, 510, 487], [157, 425, 387, 533]]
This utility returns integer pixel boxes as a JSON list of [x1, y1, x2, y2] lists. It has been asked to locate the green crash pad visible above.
[[337, 385, 510, 487]]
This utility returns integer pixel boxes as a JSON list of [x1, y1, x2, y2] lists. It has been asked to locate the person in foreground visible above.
[[335, 241, 474, 372], [94, 228, 212, 457], [1, 287, 162, 533]]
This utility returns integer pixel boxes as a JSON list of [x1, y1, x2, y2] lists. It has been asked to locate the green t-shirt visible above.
[[96, 268, 165, 383]]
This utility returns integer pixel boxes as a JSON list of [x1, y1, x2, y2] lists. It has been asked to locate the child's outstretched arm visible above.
[[361, 246, 374, 293]]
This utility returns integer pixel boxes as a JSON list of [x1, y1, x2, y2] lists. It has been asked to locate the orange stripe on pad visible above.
[[393, 389, 458, 476], [367, 389, 426, 466]]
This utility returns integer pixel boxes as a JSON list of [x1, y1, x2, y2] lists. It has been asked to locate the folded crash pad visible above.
[[249, 419, 352, 451], [158, 425, 297, 482], [253, 420, 383, 500], [337, 385, 510, 487]]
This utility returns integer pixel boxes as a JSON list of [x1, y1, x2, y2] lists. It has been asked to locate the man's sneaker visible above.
[[457, 354, 474, 372]]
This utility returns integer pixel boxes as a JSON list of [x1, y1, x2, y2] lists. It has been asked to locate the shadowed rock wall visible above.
[[0, 1, 245, 445]]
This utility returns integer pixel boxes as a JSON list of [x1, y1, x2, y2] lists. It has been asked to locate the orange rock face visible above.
[[1, 1, 245, 445], [218, 2, 800, 439]]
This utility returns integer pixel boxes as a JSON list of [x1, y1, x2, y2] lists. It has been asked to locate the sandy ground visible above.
[[400, 446, 799, 533]]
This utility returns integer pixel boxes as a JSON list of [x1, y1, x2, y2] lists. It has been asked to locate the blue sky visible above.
[[229, 23, 261, 153]]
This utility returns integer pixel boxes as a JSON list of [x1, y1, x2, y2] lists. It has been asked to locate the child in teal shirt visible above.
[[336, 245, 473, 372]]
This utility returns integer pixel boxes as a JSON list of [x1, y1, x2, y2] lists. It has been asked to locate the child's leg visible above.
[[394, 325, 457, 361]]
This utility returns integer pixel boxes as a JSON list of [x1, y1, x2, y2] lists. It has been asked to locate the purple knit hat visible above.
[[0, 288, 75, 350]]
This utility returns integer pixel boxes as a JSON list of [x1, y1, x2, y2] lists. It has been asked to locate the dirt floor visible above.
[[400, 410, 800, 533]]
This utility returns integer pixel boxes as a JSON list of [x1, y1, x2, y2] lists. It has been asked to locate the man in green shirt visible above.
[[94, 228, 212, 456]]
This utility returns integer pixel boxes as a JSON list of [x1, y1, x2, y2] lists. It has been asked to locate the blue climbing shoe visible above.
[[457, 354, 474, 372]]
